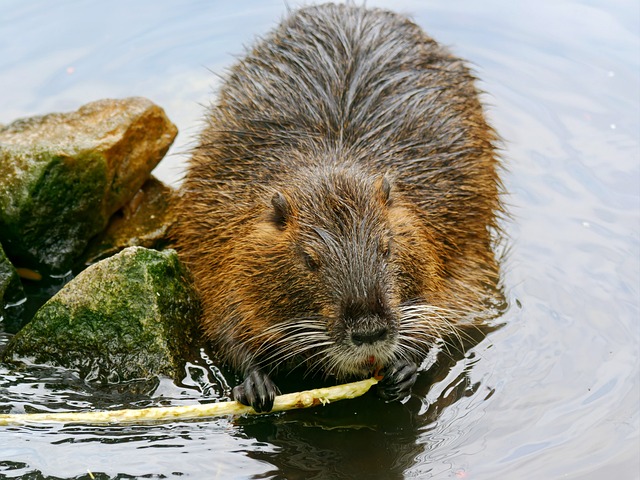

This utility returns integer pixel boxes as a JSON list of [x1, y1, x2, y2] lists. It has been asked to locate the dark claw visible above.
[[377, 359, 418, 402], [232, 368, 280, 413]]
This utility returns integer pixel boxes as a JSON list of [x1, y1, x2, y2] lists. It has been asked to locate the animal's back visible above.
[[185, 3, 500, 249]]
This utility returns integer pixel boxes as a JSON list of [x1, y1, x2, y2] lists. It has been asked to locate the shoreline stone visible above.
[[0, 97, 178, 273], [2, 247, 201, 383], [82, 176, 178, 266], [0, 242, 25, 333]]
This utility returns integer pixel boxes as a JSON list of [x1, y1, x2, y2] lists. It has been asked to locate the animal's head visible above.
[[233, 164, 447, 378]]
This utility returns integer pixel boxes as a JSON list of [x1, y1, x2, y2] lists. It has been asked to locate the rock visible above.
[[0, 244, 22, 302], [2, 247, 200, 383], [0, 242, 26, 333], [0, 98, 178, 273], [82, 176, 177, 265]]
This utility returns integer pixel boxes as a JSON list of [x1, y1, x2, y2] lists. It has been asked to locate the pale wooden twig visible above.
[[0, 377, 378, 426]]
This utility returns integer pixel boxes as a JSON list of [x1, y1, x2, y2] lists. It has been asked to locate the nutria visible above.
[[173, 3, 503, 412]]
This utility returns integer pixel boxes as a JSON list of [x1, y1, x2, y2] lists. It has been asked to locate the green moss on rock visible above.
[[0, 98, 178, 272], [82, 176, 177, 265], [3, 247, 201, 382], [0, 242, 25, 332], [0, 147, 107, 272]]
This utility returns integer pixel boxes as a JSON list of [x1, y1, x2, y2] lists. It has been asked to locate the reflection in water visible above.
[[235, 345, 499, 479]]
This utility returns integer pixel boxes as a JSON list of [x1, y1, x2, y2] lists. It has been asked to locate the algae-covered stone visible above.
[[82, 176, 177, 265], [0, 243, 22, 302], [3, 247, 200, 382], [0, 242, 25, 332], [0, 98, 178, 272]]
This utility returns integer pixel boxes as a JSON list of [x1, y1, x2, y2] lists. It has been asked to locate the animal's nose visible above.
[[351, 327, 388, 346]]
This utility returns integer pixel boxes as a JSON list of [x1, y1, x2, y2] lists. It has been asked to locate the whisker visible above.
[[265, 340, 334, 372]]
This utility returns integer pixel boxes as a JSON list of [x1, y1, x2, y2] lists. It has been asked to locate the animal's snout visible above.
[[351, 326, 389, 346], [342, 290, 395, 347]]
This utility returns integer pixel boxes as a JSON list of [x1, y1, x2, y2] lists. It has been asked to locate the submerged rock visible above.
[[0, 242, 25, 332], [82, 176, 177, 265], [3, 247, 200, 382], [0, 98, 178, 273]]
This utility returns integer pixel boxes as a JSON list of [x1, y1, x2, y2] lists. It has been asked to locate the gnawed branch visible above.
[[0, 377, 378, 426]]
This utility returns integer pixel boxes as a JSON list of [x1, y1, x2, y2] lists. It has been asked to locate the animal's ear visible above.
[[271, 191, 290, 229], [376, 175, 392, 206]]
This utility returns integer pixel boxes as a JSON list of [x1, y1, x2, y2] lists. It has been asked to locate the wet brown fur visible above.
[[173, 3, 503, 383]]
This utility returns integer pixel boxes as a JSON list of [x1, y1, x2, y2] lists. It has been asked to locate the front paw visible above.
[[232, 368, 280, 413], [377, 359, 418, 402]]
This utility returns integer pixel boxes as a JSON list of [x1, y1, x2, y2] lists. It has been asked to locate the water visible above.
[[1, 0, 639, 478]]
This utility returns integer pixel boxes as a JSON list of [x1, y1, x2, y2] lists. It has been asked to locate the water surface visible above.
[[1, 1, 638, 478]]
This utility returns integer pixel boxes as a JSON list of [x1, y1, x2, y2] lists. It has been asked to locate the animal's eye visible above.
[[302, 251, 320, 271]]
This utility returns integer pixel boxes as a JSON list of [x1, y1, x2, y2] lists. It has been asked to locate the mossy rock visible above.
[[2, 247, 201, 382], [0, 242, 25, 332], [82, 176, 178, 265], [0, 98, 178, 273]]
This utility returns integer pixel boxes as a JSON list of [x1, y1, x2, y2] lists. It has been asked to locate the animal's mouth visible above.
[[337, 346, 396, 377], [323, 326, 399, 378], [358, 355, 379, 373], [364, 355, 377, 367], [363, 356, 386, 380]]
